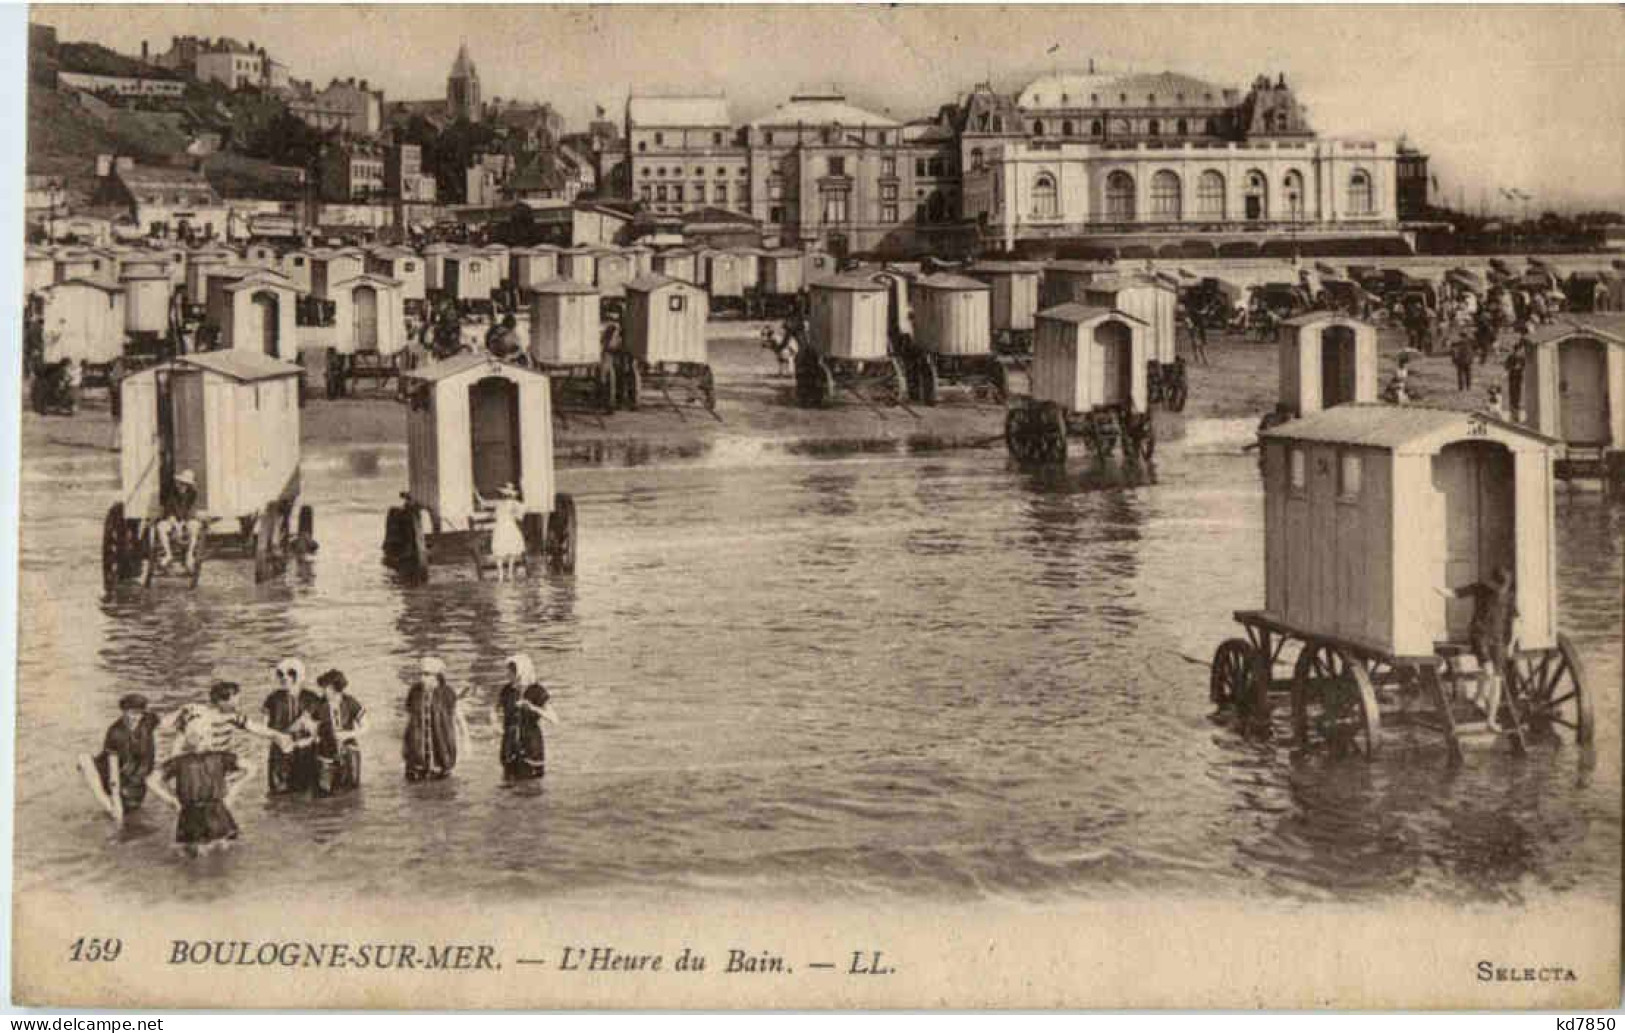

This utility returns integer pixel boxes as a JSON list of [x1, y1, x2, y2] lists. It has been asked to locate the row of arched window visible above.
[[1025, 167, 1375, 222]]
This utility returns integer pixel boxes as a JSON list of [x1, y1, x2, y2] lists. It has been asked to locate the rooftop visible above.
[[1260, 403, 1556, 451], [749, 94, 898, 129], [627, 95, 731, 127]]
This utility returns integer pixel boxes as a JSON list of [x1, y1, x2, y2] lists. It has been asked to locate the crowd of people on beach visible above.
[[85, 654, 560, 856]]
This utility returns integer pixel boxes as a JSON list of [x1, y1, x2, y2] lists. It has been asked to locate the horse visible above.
[[761, 324, 800, 377]]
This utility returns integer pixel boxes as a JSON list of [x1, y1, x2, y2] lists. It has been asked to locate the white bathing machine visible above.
[[39, 279, 126, 368], [703, 250, 748, 313], [652, 248, 698, 285], [309, 249, 367, 301], [206, 270, 300, 361], [967, 260, 1041, 355], [528, 280, 615, 413], [1005, 305, 1151, 463], [594, 248, 637, 302], [618, 275, 714, 412], [24, 246, 55, 297], [1518, 316, 1625, 488], [901, 273, 1007, 404], [105, 350, 312, 591], [754, 248, 806, 317], [383, 353, 577, 580], [795, 274, 906, 407], [1276, 313, 1380, 418], [1038, 260, 1100, 309], [422, 243, 455, 295], [509, 247, 561, 294], [184, 248, 237, 307], [1205, 404, 1588, 761], [366, 248, 428, 313], [443, 250, 501, 314], [560, 246, 602, 287]]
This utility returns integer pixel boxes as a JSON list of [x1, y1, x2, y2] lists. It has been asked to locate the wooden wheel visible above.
[[1291, 644, 1381, 757], [1209, 638, 1260, 707], [1510, 635, 1593, 746], [874, 358, 906, 407], [1039, 403, 1067, 463], [547, 494, 578, 574], [1004, 407, 1028, 461], [986, 361, 1010, 402]]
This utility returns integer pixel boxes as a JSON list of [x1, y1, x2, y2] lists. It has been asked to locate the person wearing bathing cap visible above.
[[262, 659, 320, 794], [495, 653, 560, 783], [303, 668, 365, 796], [403, 657, 463, 781]]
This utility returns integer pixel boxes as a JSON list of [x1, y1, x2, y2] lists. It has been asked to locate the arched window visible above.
[[1284, 170, 1305, 219], [1033, 120, 1044, 136], [1197, 170, 1225, 218], [1032, 173, 1059, 219], [1151, 170, 1181, 219], [1347, 170, 1373, 215], [993, 116, 1004, 133], [1090, 120, 1103, 137], [1147, 119, 1160, 137], [1105, 171, 1136, 220], [1244, 170, 1268, 221], [1176, 118, 1188, 136], [1062, 120, 1074, 136]]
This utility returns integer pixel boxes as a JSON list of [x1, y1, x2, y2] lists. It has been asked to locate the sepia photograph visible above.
[[7, 2, 1623, 1010]]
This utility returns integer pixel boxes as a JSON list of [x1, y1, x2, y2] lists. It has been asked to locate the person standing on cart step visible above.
[[403, 657, 465, 781], [488, 483, 525, 581], [155, 469, 202, 571], [262, 659, 319, 794], [1435, 566, 1517, 733], [496, 653, 559, 783]]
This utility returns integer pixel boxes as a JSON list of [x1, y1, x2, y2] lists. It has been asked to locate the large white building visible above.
[[963, 136, 1400, 250]]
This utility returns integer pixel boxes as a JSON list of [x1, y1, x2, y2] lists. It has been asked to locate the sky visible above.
[[32, 3, 1625, 213]]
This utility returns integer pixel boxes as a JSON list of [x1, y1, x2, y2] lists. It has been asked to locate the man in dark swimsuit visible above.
[[1437, 566, 1517, 731]]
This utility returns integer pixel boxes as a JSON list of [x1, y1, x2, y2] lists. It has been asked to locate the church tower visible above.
[[447, 41, 481, 122]]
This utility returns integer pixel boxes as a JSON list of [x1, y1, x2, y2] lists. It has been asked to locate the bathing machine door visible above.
[[1557, 338, 1609, 445], [1433, 440, 1516, 641], [469, 376, 521, 503]]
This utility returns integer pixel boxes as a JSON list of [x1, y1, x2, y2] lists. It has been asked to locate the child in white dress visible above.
[[490, 483, 525, 581]]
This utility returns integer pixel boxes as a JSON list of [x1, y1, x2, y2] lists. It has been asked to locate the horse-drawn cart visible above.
[[1211, 405, 1590, 763], [795, 274, 907, 408], [382, 353, 577, 582], [618, 275, 716, 415], [1004, 305, 1153, 464], [528, 280, 617, 414], [103, 351, 315, 593], [968, 260, 1041, 360], [900, 274, 1010, 404]]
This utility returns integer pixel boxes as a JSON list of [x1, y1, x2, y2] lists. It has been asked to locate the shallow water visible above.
[[14, 419, 1622, 907]]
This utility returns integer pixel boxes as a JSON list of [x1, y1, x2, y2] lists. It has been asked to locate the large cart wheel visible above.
[[547, 493, 578, 574], [101, 504, 127, 596], [1210, 638, 1262, 708], [881, 357, 908, 407], [1038, 402, 1068, 464], [1291, 644, 1381, 758], [1004, 406, 1029, 461], [1511, 634, 1593, 746]]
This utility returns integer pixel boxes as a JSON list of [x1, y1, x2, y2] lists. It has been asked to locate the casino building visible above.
[[958, 71, 1407, 252]]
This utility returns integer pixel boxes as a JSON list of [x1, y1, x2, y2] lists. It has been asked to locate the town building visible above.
[[1395, 139, 1431, 221], [959, 71, 1406, 250], [385, 143, 438, 203], [321, 142, 387, 202], [626, 94, 745, 218], [56, 70, 186, 99], [195, 40, 265, 90], [466, 152, 516, 208], [562, 116, 630, 199], [448, 41, 481, 122], [93, 156, 229, 239], [288, 77, 385, 136]]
